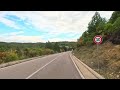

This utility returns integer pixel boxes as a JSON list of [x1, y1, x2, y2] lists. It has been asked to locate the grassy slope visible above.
[[73, 42, 120, 79]]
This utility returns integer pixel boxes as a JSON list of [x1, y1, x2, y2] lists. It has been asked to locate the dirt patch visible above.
[[73, 42, 120, 79]]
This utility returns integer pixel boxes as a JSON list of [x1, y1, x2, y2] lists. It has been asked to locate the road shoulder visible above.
[[70, 52, 105, 79], [0, 55, 46, 69]]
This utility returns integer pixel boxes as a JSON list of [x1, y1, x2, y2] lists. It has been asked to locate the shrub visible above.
[[4, 52, 19, 62], [0, 52, 7, 63]]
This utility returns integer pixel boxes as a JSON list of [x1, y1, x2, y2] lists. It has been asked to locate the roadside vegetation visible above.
[[74, 11, 120, 79], [0, 41, 76, 64]]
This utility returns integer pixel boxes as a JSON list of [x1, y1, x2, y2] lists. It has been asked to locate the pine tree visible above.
[[109, 11, 120, 24], [54, 42, 60, 52]]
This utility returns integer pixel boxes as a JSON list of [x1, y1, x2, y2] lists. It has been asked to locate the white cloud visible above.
[[0, 35, 45, 43], [99, 11, 113, 20], [0, 31, 45, 43], [0, 12, 20, 30], [1, 31, 24, 36], [9, 31, 24, 36], [48, 38, 77, 42], [0, 11, 114, 42]]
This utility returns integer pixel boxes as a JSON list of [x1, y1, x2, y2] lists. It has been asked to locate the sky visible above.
[[0, 11, 114, 43]]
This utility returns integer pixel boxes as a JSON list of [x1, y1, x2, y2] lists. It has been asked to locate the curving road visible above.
[[0, 51, 81, 79]]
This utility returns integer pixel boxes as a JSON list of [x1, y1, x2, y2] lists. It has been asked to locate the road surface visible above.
[[0, 51, 82, 79]]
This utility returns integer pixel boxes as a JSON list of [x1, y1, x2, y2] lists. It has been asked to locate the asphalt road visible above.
[[0, 51, 81, 79]]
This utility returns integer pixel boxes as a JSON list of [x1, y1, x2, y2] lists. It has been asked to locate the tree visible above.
[[62, 46, 67, 51], [112, 17, 120, 32], [78, 37, 83, 44], [109, 11, 120, 24], [45, 41, 53, 49], [54, 42, 60, 52], [96, 18, 107, 34], [16, 47, 24, 58], [108, 17, 120, 44], [78, 12, 107, 46], [24, 48, 30, 57], [104, 23, 113, 34], [87, 12, 103, 33]]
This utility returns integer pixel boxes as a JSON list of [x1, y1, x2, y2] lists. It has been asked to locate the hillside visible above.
[[74, 11, 120, 79], [73, 42, 120, 79]]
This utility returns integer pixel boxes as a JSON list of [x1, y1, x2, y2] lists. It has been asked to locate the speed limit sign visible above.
[[93, 35, 103, 72], [93, 35, 103, 44]]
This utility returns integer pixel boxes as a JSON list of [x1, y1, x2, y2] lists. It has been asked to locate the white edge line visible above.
[[69, 52, 85, 79], [26, 55, 60, 79], [73, 55, 105, 79]]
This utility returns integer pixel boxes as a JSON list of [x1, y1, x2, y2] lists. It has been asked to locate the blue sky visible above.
[[0, 11, 113, 43]]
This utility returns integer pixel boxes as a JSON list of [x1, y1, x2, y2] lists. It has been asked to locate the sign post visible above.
[[93, 35, 103, 73]]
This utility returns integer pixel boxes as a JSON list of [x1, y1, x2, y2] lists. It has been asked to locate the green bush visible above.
[[29, 50, 38, 57], [37, 48, 43, 56], [4, 52, 19, 62], [112, 17, 120, 32], [104, 23, 113, 34], [42, 49, 54, 55]]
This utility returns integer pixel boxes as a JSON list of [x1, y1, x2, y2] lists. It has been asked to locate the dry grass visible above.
[[73, 42, 120, 79]]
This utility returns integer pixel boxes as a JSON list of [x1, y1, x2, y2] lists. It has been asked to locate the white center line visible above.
[[26, 55, 61, 79]]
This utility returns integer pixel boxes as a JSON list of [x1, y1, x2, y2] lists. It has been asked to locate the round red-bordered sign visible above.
[[93, 35, 103, 44]]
